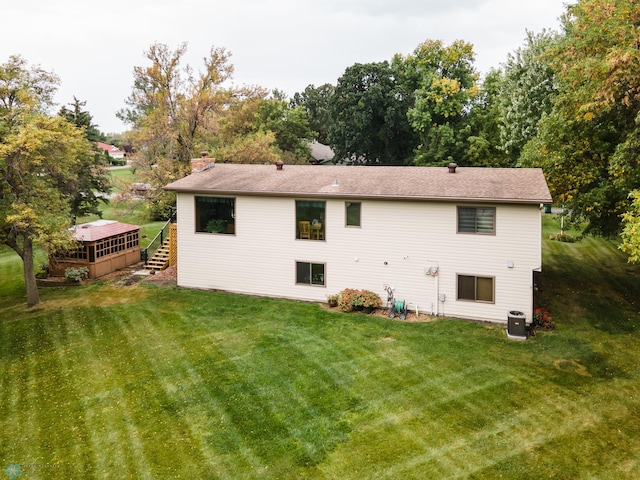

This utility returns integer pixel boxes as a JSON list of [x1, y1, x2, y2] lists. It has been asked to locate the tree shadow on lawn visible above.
[[541, 251, 640, 335]]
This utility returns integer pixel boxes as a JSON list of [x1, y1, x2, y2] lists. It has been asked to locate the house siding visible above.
[[176, 193, 542, 324]]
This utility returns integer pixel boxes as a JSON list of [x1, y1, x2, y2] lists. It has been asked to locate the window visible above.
[[195, 196, 235, 234], [457, 275, 494, 303], [296, 200, 325, 240], [296, 262, 325, 286], [346, 202, 361, 227], [458, 207, 495, 234]]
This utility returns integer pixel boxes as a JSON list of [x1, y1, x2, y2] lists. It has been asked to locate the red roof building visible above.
[[96, 142, 126, 159], [49, 220, 142, 279]]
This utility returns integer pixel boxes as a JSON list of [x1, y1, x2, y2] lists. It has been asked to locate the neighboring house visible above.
[[308, 141, 335, 164], [49, 220, 141, 279], [96, 142, 126, 160], [164, 163, 552, 324]]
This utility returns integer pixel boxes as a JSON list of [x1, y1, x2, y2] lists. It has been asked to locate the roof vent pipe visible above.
[[448, 162, 458, 173], [275, 161, 284, 170]]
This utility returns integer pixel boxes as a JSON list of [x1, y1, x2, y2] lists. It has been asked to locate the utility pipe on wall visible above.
[[426, 260, 440, 316]]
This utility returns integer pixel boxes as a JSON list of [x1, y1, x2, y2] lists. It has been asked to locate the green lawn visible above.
[[1, 215, 640, 478]]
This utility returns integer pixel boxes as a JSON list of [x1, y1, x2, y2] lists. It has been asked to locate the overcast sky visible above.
[[2, 0, 569, 134]]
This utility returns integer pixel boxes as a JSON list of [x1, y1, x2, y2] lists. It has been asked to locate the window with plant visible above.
[[195, 196, 235, 234]]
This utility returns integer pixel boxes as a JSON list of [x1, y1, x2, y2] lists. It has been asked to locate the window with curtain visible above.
[[195, 196, 235, 234], [457, 207, 495, 234]]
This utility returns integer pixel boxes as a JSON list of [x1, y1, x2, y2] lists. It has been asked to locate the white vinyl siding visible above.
[[175, 194, 542, 324]]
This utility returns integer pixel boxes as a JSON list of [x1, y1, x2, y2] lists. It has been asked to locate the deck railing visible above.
[[142, 212, 176, 264]]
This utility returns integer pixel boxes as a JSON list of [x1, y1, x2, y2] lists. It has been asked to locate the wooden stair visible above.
[[144, 237, 171, 272]]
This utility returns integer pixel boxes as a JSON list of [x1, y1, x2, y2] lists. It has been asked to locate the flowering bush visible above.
[[532, 306, 555, 331], [337, 288, 382, 312]]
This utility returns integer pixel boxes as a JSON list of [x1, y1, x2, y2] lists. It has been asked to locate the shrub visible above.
[[35, 263, 49, 279], [337, 288, 382, 312], [531, 306, 555, 331], [549, 232, 579, 243], [64, 267, 89, 283]]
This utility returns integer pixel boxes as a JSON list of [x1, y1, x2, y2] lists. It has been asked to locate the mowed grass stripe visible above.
[[49, 309, 154, 479], [113, 307, 260, 478]]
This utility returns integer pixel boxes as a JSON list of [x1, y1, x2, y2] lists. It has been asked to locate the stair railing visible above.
[[142, 211, 176, 265]]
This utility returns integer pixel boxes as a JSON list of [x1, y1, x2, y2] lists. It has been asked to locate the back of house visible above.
[[164, 163, 552, 324]]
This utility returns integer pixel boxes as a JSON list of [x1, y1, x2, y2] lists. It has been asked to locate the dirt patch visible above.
[[319, 303, 439, 323], [144, 265, 177, 286]]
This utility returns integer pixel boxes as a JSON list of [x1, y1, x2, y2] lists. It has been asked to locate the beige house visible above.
[[164, 163, 552, 324]]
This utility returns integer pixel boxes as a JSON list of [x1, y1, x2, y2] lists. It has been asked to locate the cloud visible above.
[[0, 0, 566, 133]]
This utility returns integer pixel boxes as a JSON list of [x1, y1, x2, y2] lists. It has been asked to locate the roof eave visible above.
[[164, 186, 551, 205]]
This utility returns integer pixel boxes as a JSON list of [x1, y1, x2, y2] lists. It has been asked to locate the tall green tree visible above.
[[290, 83, 335, 144], [465, 69, 510, 167], [521, 0, 640, 238], [59, 96, 105, 142], [0, 56, 98, 306], [328, 61, 415, 164], [498, 30, 559, 162], [394, 39, 479, 166], [59, 97, 111, 222], [254, 95, 313, 162]]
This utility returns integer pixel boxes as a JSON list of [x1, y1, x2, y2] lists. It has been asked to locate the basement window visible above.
[[296, 261, 325, 286], [457, 275, 494, 303]]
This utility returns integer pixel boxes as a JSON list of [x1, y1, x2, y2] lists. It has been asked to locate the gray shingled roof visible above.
[[164, 164, 552, 204]]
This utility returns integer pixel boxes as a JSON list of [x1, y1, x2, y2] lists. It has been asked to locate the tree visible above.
[[214, 90, 312, 164], [0, 56, 98, 306], [521, 0, 640, 237], [254, 95, 313, 162], [328, 61, 415, 164], [59, 96, 105, 142], [59, 97, 111, 222], [498, 30, 559, 162], [118, 42, 240, 196], [620, 190, 640, 263], [290, 84, 335, 144], [465, 69, 510, 167], [394, 39, 479, 166]]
